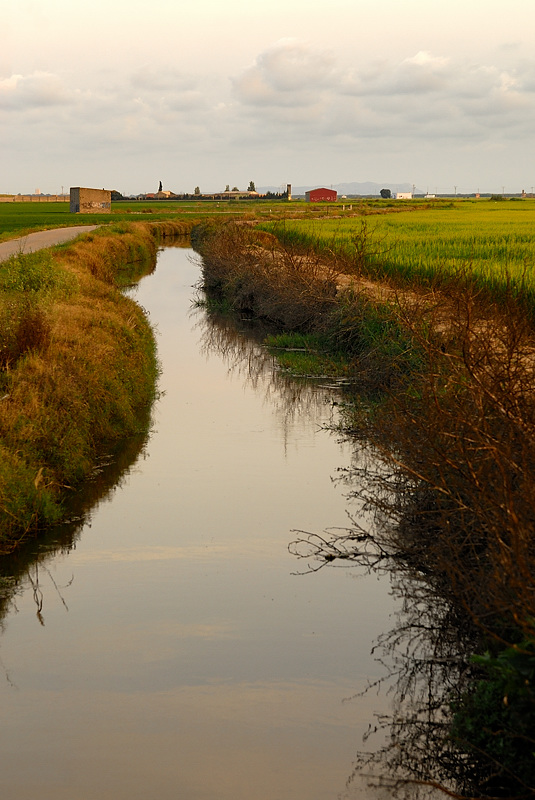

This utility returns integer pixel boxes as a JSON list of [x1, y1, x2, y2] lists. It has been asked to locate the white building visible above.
[[395, 192, 413, 200]]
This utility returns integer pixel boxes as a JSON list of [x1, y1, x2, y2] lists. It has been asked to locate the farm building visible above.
[[70, 187, 111, 213], [305, 188, 337, 202], [395, 192, 413, 200]]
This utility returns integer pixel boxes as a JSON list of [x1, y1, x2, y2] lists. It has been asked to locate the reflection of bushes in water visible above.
[[197, 220, 535, 796], [193, 304, 344, 430], [292, 295, 535, 795], [0, 425, 150, 627], [292, 479, 534, 798]]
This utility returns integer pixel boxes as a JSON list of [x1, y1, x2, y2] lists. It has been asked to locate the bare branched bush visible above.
[[197, 221, 339, 330], [294, 284, 535, 797]]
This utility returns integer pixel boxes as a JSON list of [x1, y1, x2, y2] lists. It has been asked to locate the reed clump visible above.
[[0, 220, 189, 550]]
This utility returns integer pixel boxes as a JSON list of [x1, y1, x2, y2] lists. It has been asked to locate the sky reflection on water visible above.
[[0, 246, 396, 800]]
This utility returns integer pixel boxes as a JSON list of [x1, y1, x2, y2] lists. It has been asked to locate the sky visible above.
[[2, 0, 535, 195]]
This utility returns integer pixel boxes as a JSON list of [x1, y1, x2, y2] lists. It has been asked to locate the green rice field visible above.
[[263, 198, 535, 304], [3, 197, 535, 307], [0, 199, 298, 241]]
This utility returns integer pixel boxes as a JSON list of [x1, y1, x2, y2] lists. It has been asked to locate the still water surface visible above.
[[0, 246, 395, 799]]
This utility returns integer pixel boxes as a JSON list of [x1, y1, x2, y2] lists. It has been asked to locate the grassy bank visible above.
[[0, 219, 190, 550], [195, 219, 535, 798]]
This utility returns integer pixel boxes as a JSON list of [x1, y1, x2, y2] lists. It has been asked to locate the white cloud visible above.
[[0, 71, 74, 110], [232, 39, 338, 109], [230, 42, 535, 144], [2, 35, 535, 193]]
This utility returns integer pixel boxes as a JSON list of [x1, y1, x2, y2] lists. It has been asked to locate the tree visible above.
[[194, 186, 200, 195], [225, 184, 230, 192], [232, 186, 239, 192], [380, 188, 392, 199], [248, 180, 256, 192]]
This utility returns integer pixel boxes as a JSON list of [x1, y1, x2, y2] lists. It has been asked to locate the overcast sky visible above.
[[2, 0, 535, 195]]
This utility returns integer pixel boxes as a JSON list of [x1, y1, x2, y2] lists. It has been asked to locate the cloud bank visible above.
[[1, 39, 534, 193]]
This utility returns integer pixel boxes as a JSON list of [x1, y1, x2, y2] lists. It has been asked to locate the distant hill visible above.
[[258, 181, 424, 196]]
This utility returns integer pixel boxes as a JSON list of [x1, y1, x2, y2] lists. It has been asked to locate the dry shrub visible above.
[[198, 221, 339, 329], [372, 289, 535, 632], [293, 287, 535, 797]]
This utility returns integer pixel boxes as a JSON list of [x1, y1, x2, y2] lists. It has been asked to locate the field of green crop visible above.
[[0, 199, 300, 241], [263, 199, 535, 302], [4, 198, 535, 307]]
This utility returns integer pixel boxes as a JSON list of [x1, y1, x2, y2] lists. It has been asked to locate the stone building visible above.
[[70, 187, 111, 213]]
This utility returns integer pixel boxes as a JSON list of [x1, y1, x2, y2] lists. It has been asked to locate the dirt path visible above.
[[0, 226, 98, 263]]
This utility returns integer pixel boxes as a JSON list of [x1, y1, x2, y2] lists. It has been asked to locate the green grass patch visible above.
[[264, 332, 351, 377], [0, 200, 301, 242]]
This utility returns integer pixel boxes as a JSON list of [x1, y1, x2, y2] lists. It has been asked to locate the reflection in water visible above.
[[195, 308, 342, 448], [0, 242, 480, 799], [291, 445, 484, 798], [196, 301, 474, 796], [0, 246, 397, 800], [0, 428, 151, 626]]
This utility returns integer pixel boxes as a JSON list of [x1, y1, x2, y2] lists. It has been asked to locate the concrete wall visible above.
[[0, 195, 69, 203], [70, 187, 111, 214]]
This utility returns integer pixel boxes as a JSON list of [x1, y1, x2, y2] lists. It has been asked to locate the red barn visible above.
[[305, 187, 337, 202]]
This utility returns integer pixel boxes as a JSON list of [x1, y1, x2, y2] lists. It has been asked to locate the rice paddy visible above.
[[262, 199, 535, 306]]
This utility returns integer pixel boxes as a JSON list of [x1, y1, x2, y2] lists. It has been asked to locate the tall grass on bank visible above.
[[0, 220, 189, 550], [196, 220, 535, 798]]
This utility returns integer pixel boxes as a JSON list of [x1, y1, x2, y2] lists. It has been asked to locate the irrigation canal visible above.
[[0, 243, 397, 800]]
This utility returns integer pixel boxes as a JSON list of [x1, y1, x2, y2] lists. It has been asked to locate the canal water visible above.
[[0, 245, 396, 800]]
